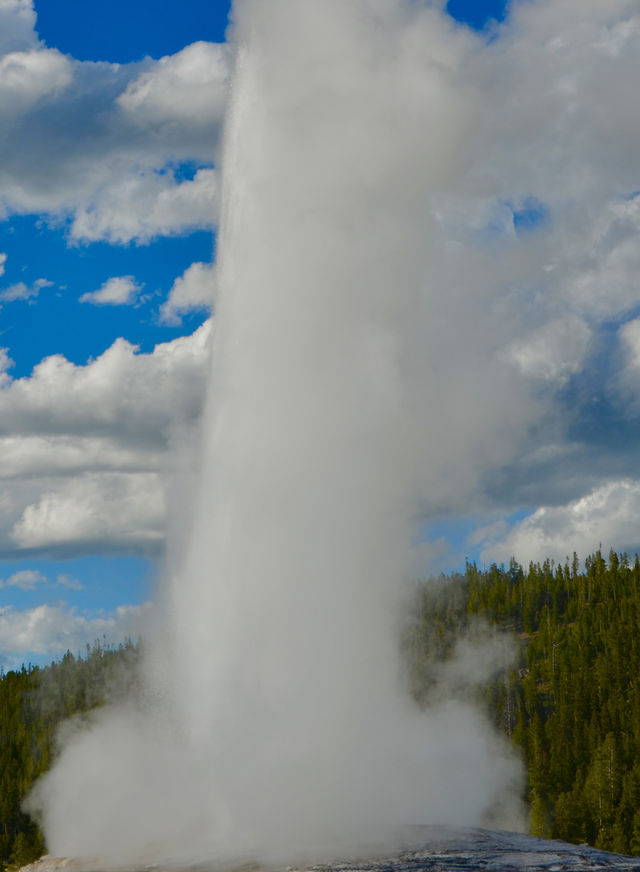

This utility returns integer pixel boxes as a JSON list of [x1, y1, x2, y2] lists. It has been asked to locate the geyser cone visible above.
[[31, 0, 521, 865]]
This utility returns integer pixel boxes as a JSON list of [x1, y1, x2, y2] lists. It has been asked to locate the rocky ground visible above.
[[18, 828, 640, 872]]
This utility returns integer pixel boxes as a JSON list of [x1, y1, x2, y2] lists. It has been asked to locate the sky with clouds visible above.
[[1, 0, 640, 668]]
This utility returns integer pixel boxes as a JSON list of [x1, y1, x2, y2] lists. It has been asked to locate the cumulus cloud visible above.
[[0, 2, 229, 241], [507, 316, 592, 385], [0, 0, 640, 569], [470, 1, 640, 202], [0, 48, 72, 113], [56, 574, 83, 590], [159, 261, 215, 325], [0, 602, 149, 668], [0, 435, 163, 480], [431, 0, 640, 354], [0, 568, 45, 589], [80, 276, 142, 306], [559, 195, 640, 320], [69, 168, 216, 244], [397, 0, 640, 541], [0, 277, 52, 302], [0, 348, 13, 387], [0, 321, 209, 440], [12, 472, 165, 554], [0, 0, 484, 574], [477, 480, 640, 566], [0, 0, 37, 54], [0, 568, 81, 591], [0, 322, 210, 556], [117, 41, 230, 128], [611, 317, 640, 417]]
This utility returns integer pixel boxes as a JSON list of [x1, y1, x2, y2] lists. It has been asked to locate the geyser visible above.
[[32, 0, 521, 864]]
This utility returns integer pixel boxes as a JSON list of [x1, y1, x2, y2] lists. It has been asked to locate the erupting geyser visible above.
[[31, 0, 521, 865]]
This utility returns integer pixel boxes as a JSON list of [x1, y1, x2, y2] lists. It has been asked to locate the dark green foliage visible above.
[[409, 551, 640, 855], [0, 640, 139, 870]]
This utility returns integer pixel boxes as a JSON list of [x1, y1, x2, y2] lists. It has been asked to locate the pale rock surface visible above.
[[17, 829, 640, 872]]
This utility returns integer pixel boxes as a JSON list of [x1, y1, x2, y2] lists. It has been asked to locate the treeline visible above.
[[409, 550, 640, 855], [3, 552, 640, 867], [0, 640, 138, 870]]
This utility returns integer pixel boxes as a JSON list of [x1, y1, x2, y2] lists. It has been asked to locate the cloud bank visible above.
[[1, 0, 640, 569], [0, 2, 229, 243], [0, 322, 210, 557]]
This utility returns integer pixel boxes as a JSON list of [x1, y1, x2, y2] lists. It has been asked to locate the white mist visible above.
[[32, 0, 521, 864]]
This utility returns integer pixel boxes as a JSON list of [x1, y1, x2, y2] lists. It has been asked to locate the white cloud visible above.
[[0, 0, 34, 44], [0, 252, 6, 276], [0, 0, 639, 566], [69, 168, 217, 244], [0, 48, 72, 113], [0, 277, 52, 302], [0, 348, 13, 389], [0, 568, 45, 589], [560, 195, 640, 320], [56, 573, 83, 590], [0, 435, 163, 479], [478, 480, 640, 566], [80, 276, 142, 306], [0, 602, 149, 666], [12, 472, 166, 554], [610, 318, 640, 417], [117, 41, 230, 128], [507, 316, 592, 384], [159, 261, 215, 325], [0, 321, 210, 441], [0, 3, 228, 242], [0, 566, 82, 591], [0, 322, 210, 556], [430, 1, 640, 387], [393, 1, 640, 530], [0, 0, 37, 54], [473, 2, 640, 200]]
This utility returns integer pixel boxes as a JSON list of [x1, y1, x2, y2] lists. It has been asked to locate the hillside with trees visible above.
[[2, 551, 640, 866], [0, 641, 138, 870], [409, 550, 640, 854]]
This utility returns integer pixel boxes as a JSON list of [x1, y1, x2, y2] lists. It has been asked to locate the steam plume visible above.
[[30, 0, 523, 864]]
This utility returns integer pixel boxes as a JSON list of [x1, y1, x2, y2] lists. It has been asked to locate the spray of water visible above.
[[30, 1, 523, 864]]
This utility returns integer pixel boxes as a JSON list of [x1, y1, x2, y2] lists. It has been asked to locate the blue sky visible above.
[[1, 0, 640, 667], [34, 0, 233, 61]]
